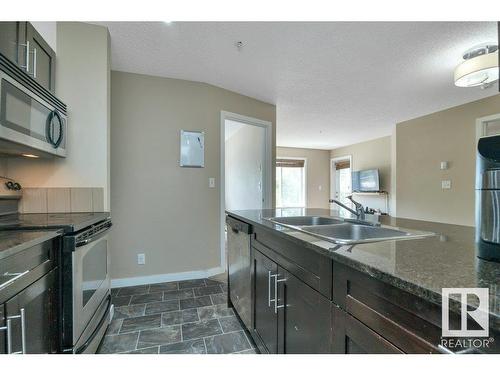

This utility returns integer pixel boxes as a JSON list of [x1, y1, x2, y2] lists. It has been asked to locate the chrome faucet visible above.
[[330, 195, 365, 220]]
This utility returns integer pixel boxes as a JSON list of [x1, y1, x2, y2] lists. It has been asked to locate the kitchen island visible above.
[[226, 208, 500, 354]]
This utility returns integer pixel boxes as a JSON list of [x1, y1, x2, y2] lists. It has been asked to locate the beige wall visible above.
[[396, 94, 500, 226], [330, 136, 392, 213], [110, 71, 276, 283], [4, 22, 111, 209], [277, 147, 330, 209]]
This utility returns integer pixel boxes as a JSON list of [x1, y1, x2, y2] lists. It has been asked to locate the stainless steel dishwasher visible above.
[[226, 215, 253, 329]]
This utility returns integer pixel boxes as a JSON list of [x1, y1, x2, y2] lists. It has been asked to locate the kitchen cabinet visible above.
[[277, 267, 331, 353], [252, 249, 278, 354], [228, 213, 500, 354], [25, 23, 56, 92], [0, 21, 55, 93], [251, 247, 332, 354], [3, 269, 58, 354], [0, 304, 5, 353], [332, 304, 403, 354], [0, 22, 25, 65]]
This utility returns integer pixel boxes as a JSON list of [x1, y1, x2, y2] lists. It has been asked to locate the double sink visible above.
[[265, 215, 435, 245]]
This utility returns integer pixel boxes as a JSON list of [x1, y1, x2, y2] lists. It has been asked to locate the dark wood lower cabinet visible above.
[[3, 269, 58, 354], [0, 304, 5, 353], [332, 304, 403, 354], [252, 248, 332, 353], [278, 268, 331, 353], [253, 249, 278, 354]]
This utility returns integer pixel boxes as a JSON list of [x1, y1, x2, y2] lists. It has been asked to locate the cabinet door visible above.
[[332, 305, 403, 354], [25, 22, 56, 93], [277, 268, 332, 353], [0, 22, 24, 65], [252, 249, 278, 354], [0, 304, 5, 353], [5, 269, 58, 354]]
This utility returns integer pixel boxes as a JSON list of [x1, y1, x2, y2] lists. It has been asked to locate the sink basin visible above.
[[267, 216, 344, 226], [299, 223, 434, 244]]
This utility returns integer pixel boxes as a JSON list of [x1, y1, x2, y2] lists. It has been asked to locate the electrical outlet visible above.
[[441, 180, 451, 190], [137, 253, 146, 265]]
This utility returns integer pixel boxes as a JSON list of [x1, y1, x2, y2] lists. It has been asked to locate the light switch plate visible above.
[[137, 253, 146, 265], [441, 180, 451, 189], [209, 178, 215, 188]]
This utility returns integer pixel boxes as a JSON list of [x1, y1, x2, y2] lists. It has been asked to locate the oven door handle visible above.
[[75, 222, 112, 248], [75, 295, 111, 354]]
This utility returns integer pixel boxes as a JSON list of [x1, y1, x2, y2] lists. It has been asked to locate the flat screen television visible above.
[[352, 169, 380, 192]]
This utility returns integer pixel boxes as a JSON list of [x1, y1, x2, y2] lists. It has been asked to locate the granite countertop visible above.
[[0, 230, 61, 261], [226, 208, 500, 331], [0, 212, 111, 233]]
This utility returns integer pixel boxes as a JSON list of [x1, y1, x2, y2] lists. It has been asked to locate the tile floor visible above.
[[97, 278, 257, 354]]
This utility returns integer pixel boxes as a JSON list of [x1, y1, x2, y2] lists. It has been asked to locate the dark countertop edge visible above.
[[225, 211, 500, 327], [0, 230, 62, 261]]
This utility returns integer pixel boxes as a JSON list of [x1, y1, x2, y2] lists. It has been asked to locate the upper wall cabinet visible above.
[[0, 22, 56, 93]]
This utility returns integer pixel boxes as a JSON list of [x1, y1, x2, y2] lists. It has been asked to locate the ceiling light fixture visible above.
[[22, 153, 39, 158], [454, 44, 499, 88]]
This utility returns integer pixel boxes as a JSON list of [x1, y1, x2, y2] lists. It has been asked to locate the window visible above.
[[276, 158, 306, 208]]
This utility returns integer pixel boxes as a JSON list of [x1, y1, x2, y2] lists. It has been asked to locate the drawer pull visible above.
[[0, 270, 29, 289]]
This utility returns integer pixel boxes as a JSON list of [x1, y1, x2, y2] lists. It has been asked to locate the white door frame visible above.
[[476, 113, 500, 140], [220, 111, 273, 270], [330, 155, 352, 207]]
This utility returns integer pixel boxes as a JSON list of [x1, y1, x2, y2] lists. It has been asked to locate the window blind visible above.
[[276, 159, 305, 168], [335, 160, 350, 170]]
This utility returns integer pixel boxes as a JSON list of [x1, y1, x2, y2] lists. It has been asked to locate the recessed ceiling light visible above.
[[454, 44, 499, 88], [22, 153, 39, 158], [164, 21, 173, 24]]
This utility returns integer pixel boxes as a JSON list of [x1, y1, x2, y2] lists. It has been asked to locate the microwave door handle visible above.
[[46, 112, 55, 146]]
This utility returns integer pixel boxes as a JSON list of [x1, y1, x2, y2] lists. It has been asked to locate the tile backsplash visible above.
[[19, 187, 105, 213]]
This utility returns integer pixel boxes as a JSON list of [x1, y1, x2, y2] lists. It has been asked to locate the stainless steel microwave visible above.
[[0, 69, 67, 157]]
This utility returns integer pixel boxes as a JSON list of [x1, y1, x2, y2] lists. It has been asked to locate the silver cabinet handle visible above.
[[268, 271, 274, 307], [6, 318, 13, 354], [274, 275, 286, 314], [437, 344, 478, 354], [19, 41, 30, 73], [32, 48, 37, 78], [0, 270, 29, 289], [20, 308, 26, 354], [437, 344, 454, 354], [6, 310, 25, 354]]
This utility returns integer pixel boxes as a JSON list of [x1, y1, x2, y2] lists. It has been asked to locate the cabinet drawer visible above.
[[0, 238, 58, 304], [333, 262, 443, 353], [253, 226, 332, 298]]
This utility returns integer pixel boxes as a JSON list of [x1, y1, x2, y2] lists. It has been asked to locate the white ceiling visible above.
[[95, 22, 498, 149]]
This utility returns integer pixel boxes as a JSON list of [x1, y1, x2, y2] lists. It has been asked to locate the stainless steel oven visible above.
[[61, 219, 112, 353], [0, 69, 66, 157]]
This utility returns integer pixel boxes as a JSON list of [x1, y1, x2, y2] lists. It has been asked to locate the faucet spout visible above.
[[330, 196, 366, 220], [330, 199, 358, 217]]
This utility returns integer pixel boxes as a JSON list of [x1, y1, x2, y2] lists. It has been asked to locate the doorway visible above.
[[220, 111, 272, 269], [224, 119, 266, 210], [330, 155, 352, 209]]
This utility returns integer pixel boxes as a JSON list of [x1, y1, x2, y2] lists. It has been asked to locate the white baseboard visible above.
[[110, 266, 225, 288]]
